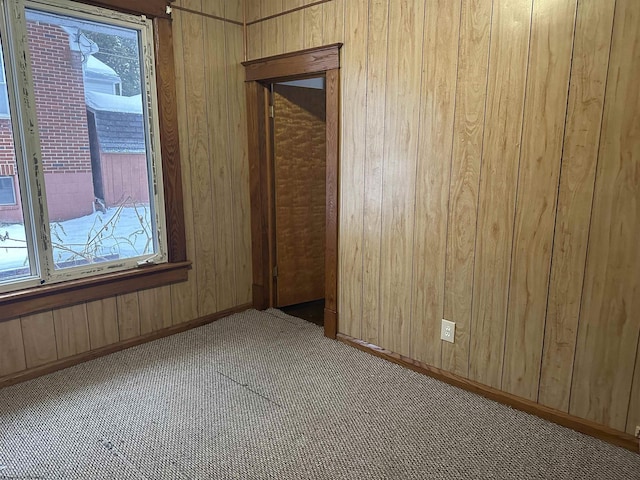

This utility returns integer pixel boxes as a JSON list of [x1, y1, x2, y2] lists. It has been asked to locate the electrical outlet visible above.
[[441, 319, 455, 343], [635, 425, 640, 439]]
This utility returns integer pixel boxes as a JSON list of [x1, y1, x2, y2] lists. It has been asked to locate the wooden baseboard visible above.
[[336, 333, 639, 454], [0, 303, 252, 390]]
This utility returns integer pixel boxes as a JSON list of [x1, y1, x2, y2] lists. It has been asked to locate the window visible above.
[[0, 175, 15, 204], [0, 0, 168, 293], [0, 48, 7, 117]]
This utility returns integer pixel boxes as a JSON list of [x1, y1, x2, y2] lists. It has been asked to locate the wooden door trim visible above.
[[242, 43, 342, 82], [243, 45, 341, 339]]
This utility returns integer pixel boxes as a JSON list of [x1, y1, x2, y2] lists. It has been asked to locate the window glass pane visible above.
[[25, 8, 157, 270], [0, 41, 33, 283], [0, 49, 8, 117]]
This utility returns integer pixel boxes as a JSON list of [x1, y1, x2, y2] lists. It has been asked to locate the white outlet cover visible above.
[[441, 319, 455, 343]]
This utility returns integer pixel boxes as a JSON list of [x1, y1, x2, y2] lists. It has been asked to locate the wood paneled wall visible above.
[[247, 0, 640, 436], [0, 0, 252, 381]]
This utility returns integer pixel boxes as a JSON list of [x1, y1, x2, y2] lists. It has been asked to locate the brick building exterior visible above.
[[0, 19, 145, 224]]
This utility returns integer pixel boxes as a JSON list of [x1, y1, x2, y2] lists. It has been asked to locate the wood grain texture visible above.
[[273, 85, 326, 306], [442, 0, 492, 378], [282, 2, 304, 53], [225, 11, 254, 306], [139, 286, 173, 334], [21, 311, 57, 368], [247, 23, 263, 60], [170, 3, 200, 324], [502, 0, 577, 401], [628, 340, 640, 436], [378, 0, 424, 358], [410, 0, 460, 367], [0, 0, 252, 385], [468, 0, 532, 389], [1, 264, 188, 323], [246, 0, 262, 22], [0, 320, 26, 376], [538, 0, 615, 412], [262, 0, 284, 57], [570, 0, 640, 431], [1, 304, 251, 390], [322, 0, 344, 45], [86, 297, 119, 349], [224, 0, 244, 23], [243, 44, 341, 81], [182, 0, 218, 316], [337, 0, 368, 338], [304, 4, 323, 48], [324, 67, 340, 335], [53, 304, 90, 359], [154, 17, 187, 263], [116, 293, 141, 341], [361, 0, 388, 346], [204, 8, 237, 312], [83, 0, 170, 18]]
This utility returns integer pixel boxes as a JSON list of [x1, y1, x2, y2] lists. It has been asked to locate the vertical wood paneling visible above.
[[224, 0, 244, 23], [139, 286, 173, 334], [53, 304, 90, 359], [304, 4, 323, 48], [182, 0, 218, 316], [410, 0, 460, 367], [322, 0, 344, 45], [261, 0, 283, 57], [570, 0, 640, 431], [0, 320, 26, 376], [442, 0, 492, 377], [247, 22, 263, 60], [361, 0, 389, 345], [1, 3, 252, 383], [171, 4, 200, 324], [246, 0, 262, 22], [378, 0, 424, 357], [538, 0, 615, 412], [502, 0, 577, 401], [202, 0, 224, 17], [226, 4, 253, 306], [282, 7, 304, 53], [204, 7, 237, 312], [86, 298, 119, 349], [337, 0, 368, 338], [21, 311, 57, 368], [468, 0, 532, 389], [117, 293, 140, 341]]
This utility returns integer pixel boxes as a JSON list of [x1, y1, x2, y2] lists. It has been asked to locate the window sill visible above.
[[0, 260, 191, 322]]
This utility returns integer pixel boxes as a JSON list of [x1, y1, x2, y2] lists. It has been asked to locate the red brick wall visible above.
[[0, 119, 22, 223], [27, 21, 92, 176], [0, 119, 15, 168], [29, 21, 93, 220]]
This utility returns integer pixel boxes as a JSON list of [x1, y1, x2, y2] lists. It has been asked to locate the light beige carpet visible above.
[[0, 308, 638, 479]]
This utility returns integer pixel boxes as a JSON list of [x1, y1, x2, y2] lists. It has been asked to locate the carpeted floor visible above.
[[0, 309, 638, 479]]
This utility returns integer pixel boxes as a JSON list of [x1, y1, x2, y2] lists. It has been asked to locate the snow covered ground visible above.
[[0, 205, 154, 279]]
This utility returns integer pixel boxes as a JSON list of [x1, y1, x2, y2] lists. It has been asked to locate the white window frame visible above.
[[0, 0, 167, 293]]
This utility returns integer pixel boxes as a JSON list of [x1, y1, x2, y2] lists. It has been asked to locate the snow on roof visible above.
[[85, 91, 143, 114], [85, 55, 120, 82]]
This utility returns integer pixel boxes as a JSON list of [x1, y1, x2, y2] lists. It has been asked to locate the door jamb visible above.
[[242, 44, 341, 339]]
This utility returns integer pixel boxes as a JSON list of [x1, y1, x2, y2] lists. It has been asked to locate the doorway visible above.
[[242, 44, 341, 338], [271, 80, 326, 325]]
